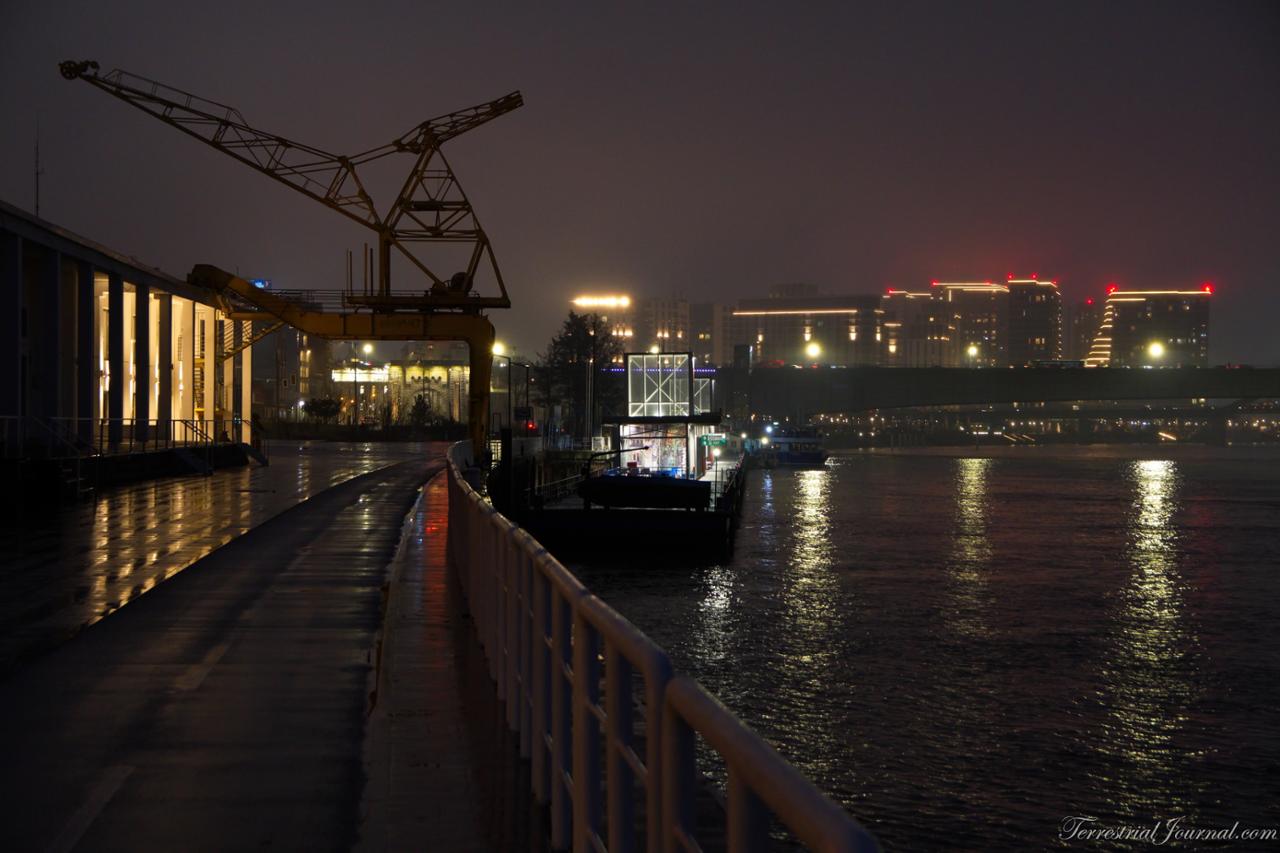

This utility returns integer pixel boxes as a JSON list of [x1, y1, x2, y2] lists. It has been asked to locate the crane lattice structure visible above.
[[60, 59, 523, 450]]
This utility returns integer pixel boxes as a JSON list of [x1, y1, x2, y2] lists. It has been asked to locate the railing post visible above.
[[518, 545, 534, 759], [531, 567, 550, 802], [550, 590, 573, 850], [606, 646, 636, 853], [573, 612, 602, 853], [504, 532, 519, 730], [727, 768, 769, 853], [661, 701, 697, 853]]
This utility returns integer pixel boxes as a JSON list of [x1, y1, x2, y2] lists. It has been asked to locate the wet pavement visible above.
[[359, 474, 546, 852], [0, 441, 439, 672], [0, 453, 437, 851]]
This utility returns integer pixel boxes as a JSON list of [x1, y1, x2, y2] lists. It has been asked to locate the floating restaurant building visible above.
[[1, 199, 252, 460]]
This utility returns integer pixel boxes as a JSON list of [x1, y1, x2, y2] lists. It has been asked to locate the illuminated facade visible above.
[[881, 290, 948, 366], [1005, 277, 1062, 364], [1087, 286, 1212, 367], [252, 326, 333, 421], [635, 295, 690, 353], [732, 294, 885, 366], [1068, 298, 1103, 361], [930, 282, 1008, 367], [690, 302, 733, 366], [1, 199, 252, 447], [571, 293, 636, 354]]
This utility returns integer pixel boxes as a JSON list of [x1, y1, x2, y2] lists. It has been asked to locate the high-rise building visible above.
[[634, 295, 689, 353], [1085, 285, 1212, 367], [689, 302, 733, 365], [731, 292, 885, 366], [881, 290, 948, 366], [1005, 277, 1062, 365], [570, 294, 636, 354], [930, 281, 1008, 366], [1067, 297, 1103, 361]]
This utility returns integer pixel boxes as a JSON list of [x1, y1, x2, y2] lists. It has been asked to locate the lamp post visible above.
[[492, 343, 512, 437]]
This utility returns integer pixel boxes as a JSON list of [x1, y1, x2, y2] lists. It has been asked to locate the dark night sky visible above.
[[2, 1, 1277, 363]]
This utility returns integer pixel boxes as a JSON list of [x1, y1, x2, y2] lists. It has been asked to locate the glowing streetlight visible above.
[[1148, 341, 1165, 359], [648, 344, 660, 354], [362, 343, 373, 355], [805, 341, 821, 360], [966, 344, 979, 359], [492, 341, 506, 356]]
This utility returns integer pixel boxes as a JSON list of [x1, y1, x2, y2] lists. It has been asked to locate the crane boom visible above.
[[59, 59, 522, 308]]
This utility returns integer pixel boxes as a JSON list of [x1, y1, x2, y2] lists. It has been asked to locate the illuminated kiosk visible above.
[[584, 352, 722, 509]]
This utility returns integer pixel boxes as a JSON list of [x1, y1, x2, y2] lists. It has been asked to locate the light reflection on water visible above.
[[947, 458, 993, 639], [574, 447, 1280, 850], [0, 441, 434, 671], [1093, 459, 1204, 818]]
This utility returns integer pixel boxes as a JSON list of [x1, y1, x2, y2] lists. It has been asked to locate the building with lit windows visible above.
[[634, 295, 690, 353], [881, 289, 950, 366], [1, 199, 252, 454], [1067, 297, 1103, 361], [1005, 277, 1062, 365], [1085, 285, 1212, 367], [732, 292, 885, 366], [929, 281, 1008, 366], [690, 302, 733, 366]]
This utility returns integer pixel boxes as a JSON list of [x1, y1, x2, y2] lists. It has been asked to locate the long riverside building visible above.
[[1, 199, 251, 446]]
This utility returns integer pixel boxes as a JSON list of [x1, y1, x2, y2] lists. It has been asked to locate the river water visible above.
[[571, 446, 1280, 850]]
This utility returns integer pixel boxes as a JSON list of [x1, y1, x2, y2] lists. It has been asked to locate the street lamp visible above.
[[805, 341, 821, 360], [967, 344, 979, 360], [362, 343, 373, 355], [1148, 341, 1165, 360], [491, 349, 512, 434]]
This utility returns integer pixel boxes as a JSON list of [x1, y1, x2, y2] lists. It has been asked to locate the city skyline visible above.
[[2, 2, 1277, 365]]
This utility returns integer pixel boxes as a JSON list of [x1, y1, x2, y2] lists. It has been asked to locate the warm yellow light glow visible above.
[[572, 295, 631, 308], [967, 344, 979, 358], [734, 309, 861, 316], [492, 342, 506, 356], [1148, 341, 1165, 359], [805, 342, 821, 359], [362, 343, 373, 355], [649, 344, 660, 354]]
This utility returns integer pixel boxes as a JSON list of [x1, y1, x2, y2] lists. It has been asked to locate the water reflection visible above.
[[946, 458, 993, 639], [776, 468, 841, 779], [0, 441, 433, 671], [1094, 459, 1202, 816]]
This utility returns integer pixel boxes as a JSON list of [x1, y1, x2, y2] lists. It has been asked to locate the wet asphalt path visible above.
[[0, 455, 440, 852]]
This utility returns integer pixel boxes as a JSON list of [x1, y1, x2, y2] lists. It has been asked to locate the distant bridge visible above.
[[735, 366, 1280, 417]]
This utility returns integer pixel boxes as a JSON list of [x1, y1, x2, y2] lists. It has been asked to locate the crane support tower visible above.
[[59, 59, 522, 453]]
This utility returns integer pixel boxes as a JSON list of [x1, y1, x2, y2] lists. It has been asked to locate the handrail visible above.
[[445, 442, 877, 853]]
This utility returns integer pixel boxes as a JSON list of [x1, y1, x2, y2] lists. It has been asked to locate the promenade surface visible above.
[[0, 443, 545, 852], [0, 441, 429, 672]]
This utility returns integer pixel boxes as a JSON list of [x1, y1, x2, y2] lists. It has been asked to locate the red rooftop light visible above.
[[1202, 282, 1214, 294], [1106, 283, 1119, 294], [1086, 297, 1094, 305]]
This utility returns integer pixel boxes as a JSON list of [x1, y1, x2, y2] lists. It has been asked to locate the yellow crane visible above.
[[60, 59, 522, 452]]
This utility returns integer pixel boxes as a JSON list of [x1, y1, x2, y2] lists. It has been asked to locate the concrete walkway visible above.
[[0, 441, 436, 672], [359, 473, 546, 852], [0, 455, 435, 851]]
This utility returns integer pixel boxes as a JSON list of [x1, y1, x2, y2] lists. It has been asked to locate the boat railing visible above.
[[446, 441, 878, 852]]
